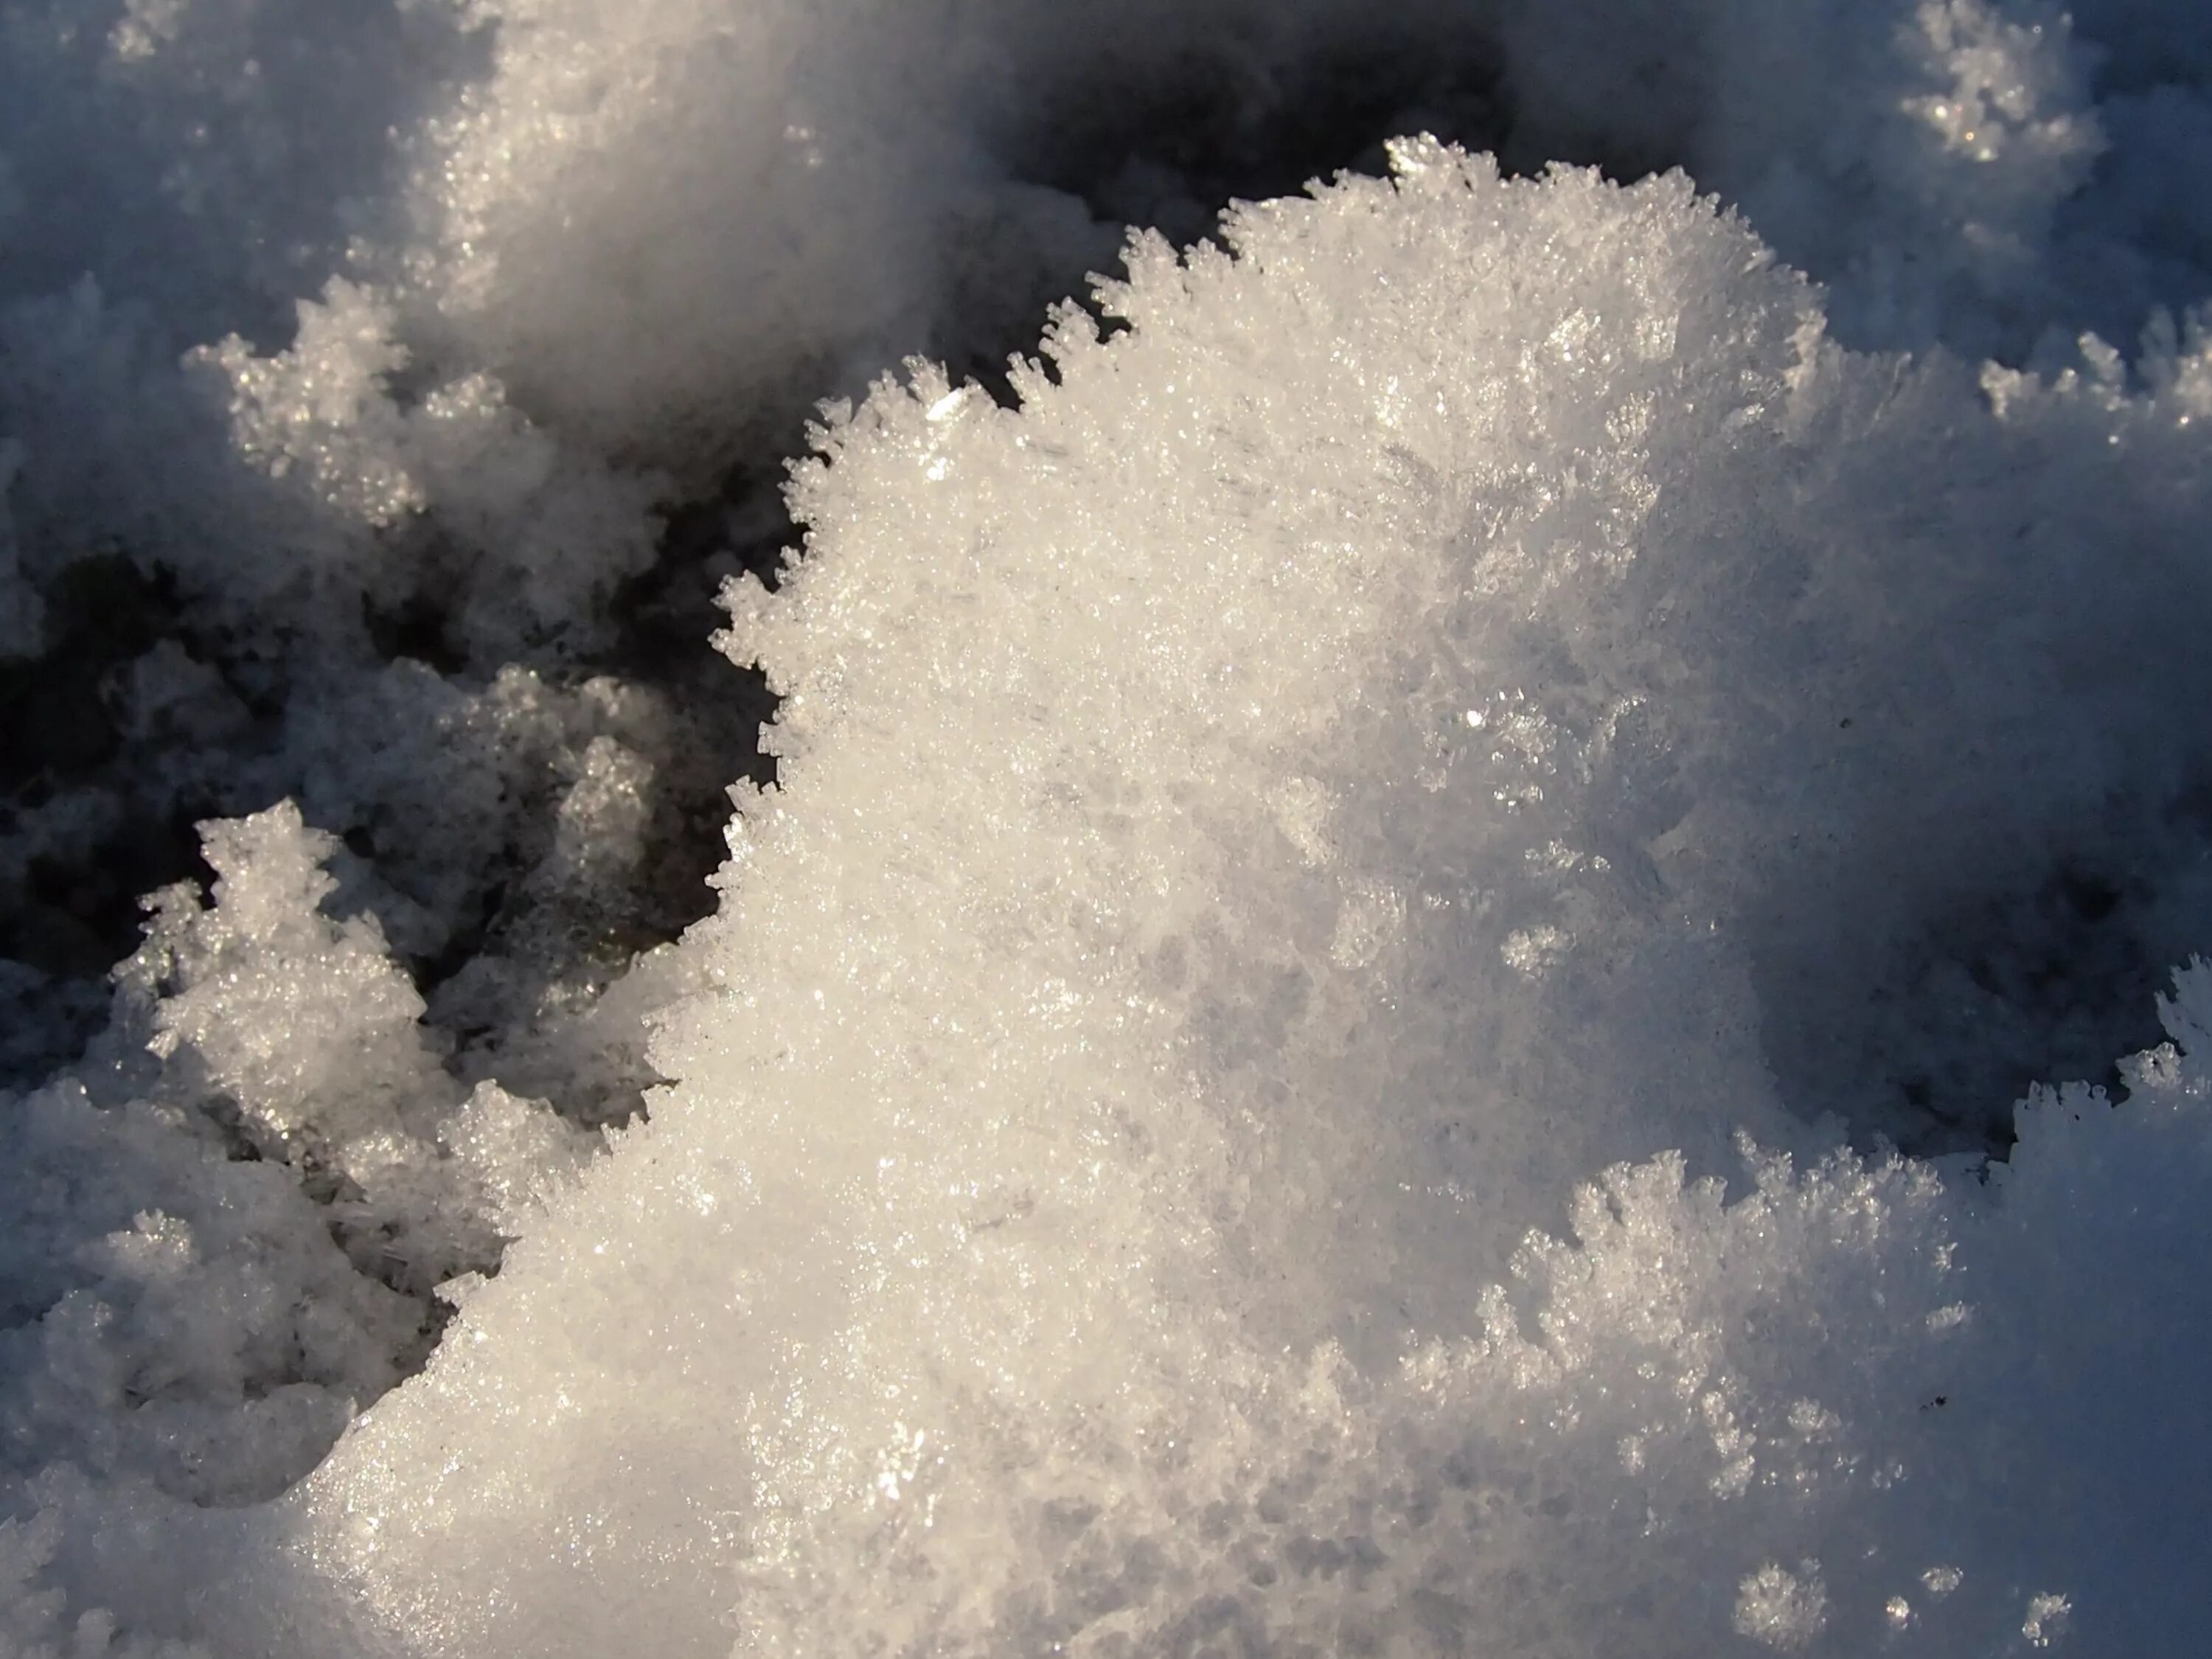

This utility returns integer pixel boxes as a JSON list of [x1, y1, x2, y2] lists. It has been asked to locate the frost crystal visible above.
[[1735, 1562, 1829, 1649]]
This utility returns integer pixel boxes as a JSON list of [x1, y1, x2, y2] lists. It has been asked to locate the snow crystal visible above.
[[1735, 1562, 1829, 1649], [2023, 1592, 2073, 1647], [139, 802, 442, 1149]]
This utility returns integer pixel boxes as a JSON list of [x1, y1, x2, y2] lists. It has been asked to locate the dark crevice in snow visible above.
[[361, 592, 469, 678], [0, 555, 232, 1079], [406, 877, 509, 1001], [1012, 35, 1521, 250], [1759, 815, 2212, 1159]]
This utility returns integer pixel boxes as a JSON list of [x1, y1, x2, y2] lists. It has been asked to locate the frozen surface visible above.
[[2, 1, 2212, 1654]]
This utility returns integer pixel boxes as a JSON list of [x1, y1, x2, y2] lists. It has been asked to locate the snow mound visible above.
[[77, 145, 2192, 1658]]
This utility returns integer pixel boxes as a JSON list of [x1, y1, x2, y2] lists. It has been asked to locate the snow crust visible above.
[[3, 1, 2212, 1655]]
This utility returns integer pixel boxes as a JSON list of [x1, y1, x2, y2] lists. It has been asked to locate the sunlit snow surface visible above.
[[5, 2, 2212, 1656], [69, 147, 2212, 1658]]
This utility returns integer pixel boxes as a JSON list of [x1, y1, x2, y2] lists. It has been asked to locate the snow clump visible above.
[[43, 143, 2199, 1658]]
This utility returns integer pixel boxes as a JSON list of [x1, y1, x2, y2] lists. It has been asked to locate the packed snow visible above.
[[3, 2, 2212, 1655]]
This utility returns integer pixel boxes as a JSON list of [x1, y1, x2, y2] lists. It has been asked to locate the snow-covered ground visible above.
[[3, 2, 2211, 1653]]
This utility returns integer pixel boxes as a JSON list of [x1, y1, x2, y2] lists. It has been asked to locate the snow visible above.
[[2, 1, 2212, 1655]]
